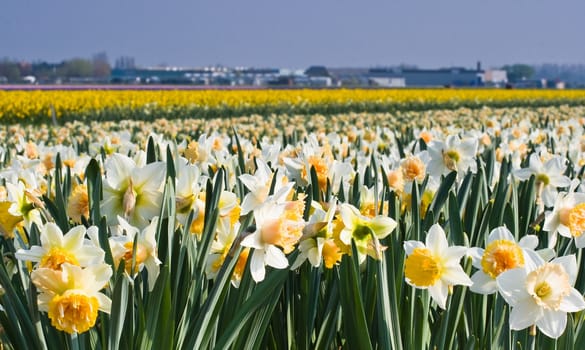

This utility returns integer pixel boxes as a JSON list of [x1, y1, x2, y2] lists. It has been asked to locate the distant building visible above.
[[304, 66, 333, 87], [368, 67, 483, 87], [483, 70, 508, 87], [368, 77, 406, 87], [328, 68, 370, 86]]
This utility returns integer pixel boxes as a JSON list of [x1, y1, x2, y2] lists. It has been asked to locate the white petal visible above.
[[15, 246, 45, 262], [488, 226, 515, 243], [41, 222, 64, 247], [428, 282, 448, 310], [467, 247, 484, 268], [523, 249, 545, 272], [250, 249, 266, 282], [509, 298, 542, 331], [240, 232, 264, 250], [62, 225, 86, 252], [559, 288, 585, 313], [518, 235, 538, 250], [404, 240, 425, 256], [441, 266, 472, 286], [497, 268, 529, 306], [426, 224, 448, 255], [551, 255, 577, 286], [536, 310, 567, 339], [96, 292, 112, 314], [265, 245, 288, 269], [470, 271, 497, 295]]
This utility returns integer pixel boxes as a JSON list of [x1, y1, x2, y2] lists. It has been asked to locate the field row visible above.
[[2, 88, 585, 123]]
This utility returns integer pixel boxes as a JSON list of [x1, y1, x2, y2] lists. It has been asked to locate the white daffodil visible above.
[[100, 153, 166, 229], [426, 135, 478, 178], [468, 227, 550, 295], [514, 153, 571, 208], [109, 216, 161, 291], [239, 158, 289, 215], [496, 255, 585, 339], [543, 180, 585, 248], [15, 223, 105, 270], [240, 193, 305, 283], [175, 158, 204, 224], [404, 224, 472, 309], [338, 203, 396, 264], [31, 263, 112, 334]]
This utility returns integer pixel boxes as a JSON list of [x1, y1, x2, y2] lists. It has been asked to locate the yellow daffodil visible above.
[[31, 263, 112, 334], [404, 224, 472, 309]]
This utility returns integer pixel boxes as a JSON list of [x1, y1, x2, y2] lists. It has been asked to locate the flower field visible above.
[[2, 95, 585, 349], [3, 88, 585, 123]]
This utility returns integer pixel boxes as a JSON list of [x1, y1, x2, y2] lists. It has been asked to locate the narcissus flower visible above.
[[31, 263, 112, 334], [338, 203, 396, 264], [404, 224, 472, 309], [291, 199, 340, 269], [109, 216, 161, 290], [543, 181, 585, 247], [468, 227, 548, 295], [426, 135, 478, 178], [514, 153, 571, 208], [101, 153, 165, 229], [16, 223, 105, 270], [497, 255, 585, 339], [241, 191, 305, 282]]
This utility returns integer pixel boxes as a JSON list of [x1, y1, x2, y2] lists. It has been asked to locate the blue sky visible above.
[[2, 0, 584, 69]]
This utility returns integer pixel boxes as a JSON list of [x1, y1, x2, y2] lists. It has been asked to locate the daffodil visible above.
[[239, 158, 289, 215], [404, 224, 472, 309], [496, 255, 585, 339], [100, 153, 166, 229], [15, 223, 105, 270], [109, 216, 161, 290], [31, 263, 112, 334], [543, 180, 585, 247], [240, 192, 305, 282], [514, 153, 571, 208], [426, 135, 478, 178], [338, 203, 397, 264], [175, 158, 204, 224], [5, 180, 42, 230], [206, 217, 249, 287], [291, 199, 339, 269], [468, 227, 549, 294]]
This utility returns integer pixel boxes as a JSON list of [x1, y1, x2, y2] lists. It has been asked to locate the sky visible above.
[[2, 0, 585, 70]]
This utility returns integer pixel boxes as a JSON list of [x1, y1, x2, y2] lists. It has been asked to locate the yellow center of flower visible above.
[[535, 173, 550, 186], [401, 157, 426, 182], [568, 203, 585, 237], [526, 263, 571, 310], [48, 292, 99, 334], [176, 194, 195, 214], [535, 282, 551, 298], [40, 247, 79, 270], [404, 248, 442, 287], [481, 240, 525, 279], [443, 150, 460, 171], [67, 184, 89, 223], [122, 241, 149, 274], [322, 239, 343, 269], [232, 248, 250, 283], [123, 179, 137, 218], [306, 156, 329, 191]]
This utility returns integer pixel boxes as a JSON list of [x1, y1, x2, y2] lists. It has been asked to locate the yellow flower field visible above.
[[2, 88, 585, 122]]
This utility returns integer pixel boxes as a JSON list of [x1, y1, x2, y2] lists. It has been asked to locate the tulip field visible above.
[[3, 89, 585, 349]]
